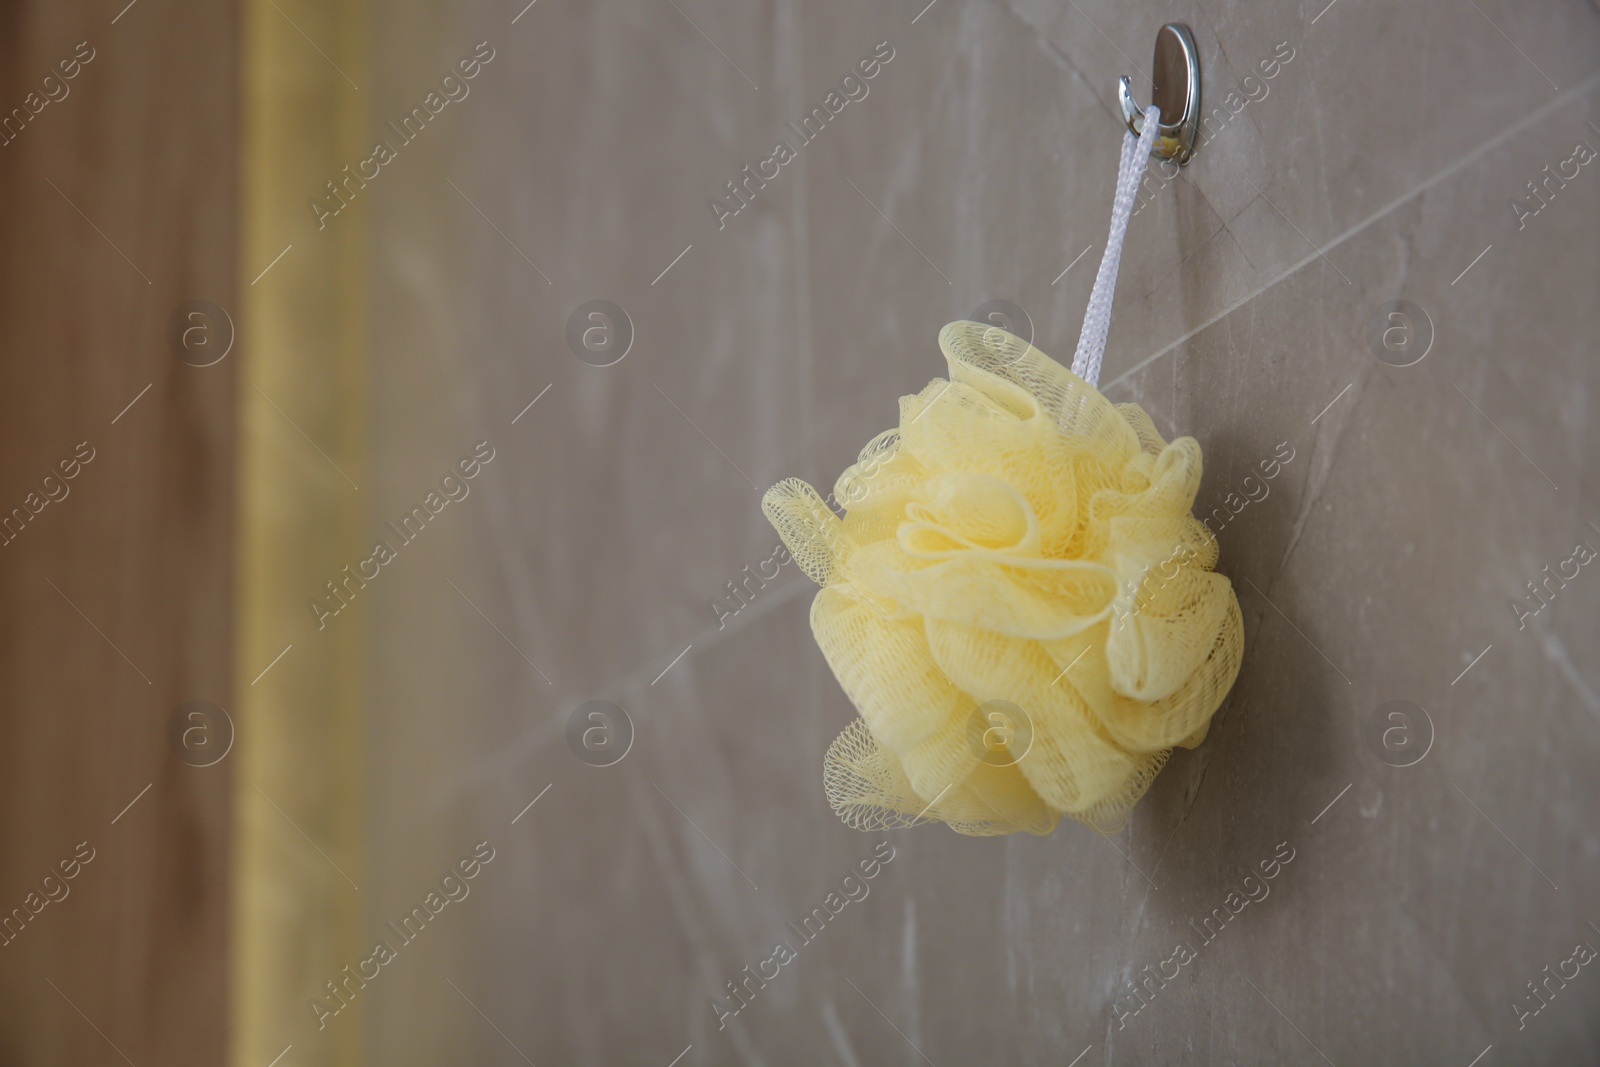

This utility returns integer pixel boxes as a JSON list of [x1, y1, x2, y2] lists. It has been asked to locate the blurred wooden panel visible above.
[[0, 0, 237, 1065]]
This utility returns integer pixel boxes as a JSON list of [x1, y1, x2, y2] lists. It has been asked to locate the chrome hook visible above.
[[1117, 23, 1201, 165]]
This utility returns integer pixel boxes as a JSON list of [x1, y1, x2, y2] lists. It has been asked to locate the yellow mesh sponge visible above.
[[764, 322, 1243, 836]]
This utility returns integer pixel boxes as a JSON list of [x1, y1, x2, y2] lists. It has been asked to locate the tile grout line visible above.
[[1103, 71, 1600, 392], [441, 579, 813, 802]]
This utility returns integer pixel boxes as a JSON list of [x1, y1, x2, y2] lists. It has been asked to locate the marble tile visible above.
[[356, 0, 1600, 1061]]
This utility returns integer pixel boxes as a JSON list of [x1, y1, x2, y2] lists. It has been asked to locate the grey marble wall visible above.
[[355, 0, 1600, 1063]]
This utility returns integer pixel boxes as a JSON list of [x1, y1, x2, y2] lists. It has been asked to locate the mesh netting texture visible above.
[[764, 321, 1243, 836]]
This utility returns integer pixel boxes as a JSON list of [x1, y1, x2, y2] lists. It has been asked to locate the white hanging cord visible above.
[[1070, 104, 1160, 388]]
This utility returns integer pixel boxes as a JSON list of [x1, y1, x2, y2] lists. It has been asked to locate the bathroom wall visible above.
[[342, 0, 1599, 1063]]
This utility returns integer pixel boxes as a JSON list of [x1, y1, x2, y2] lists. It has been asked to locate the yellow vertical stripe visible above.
[[236, 0, 367, 1064]]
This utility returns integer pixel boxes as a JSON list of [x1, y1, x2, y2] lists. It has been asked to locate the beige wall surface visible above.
[[253, 0, 1600, 1064]]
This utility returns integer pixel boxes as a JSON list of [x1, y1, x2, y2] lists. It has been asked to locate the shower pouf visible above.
[[763, 321, 1243, 835]]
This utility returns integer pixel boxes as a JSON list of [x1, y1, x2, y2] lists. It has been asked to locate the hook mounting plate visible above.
[[1118, 23, 1201, 165]]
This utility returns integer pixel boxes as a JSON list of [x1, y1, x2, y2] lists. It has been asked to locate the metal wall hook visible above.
[[1118, 23, 1201, 165]]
